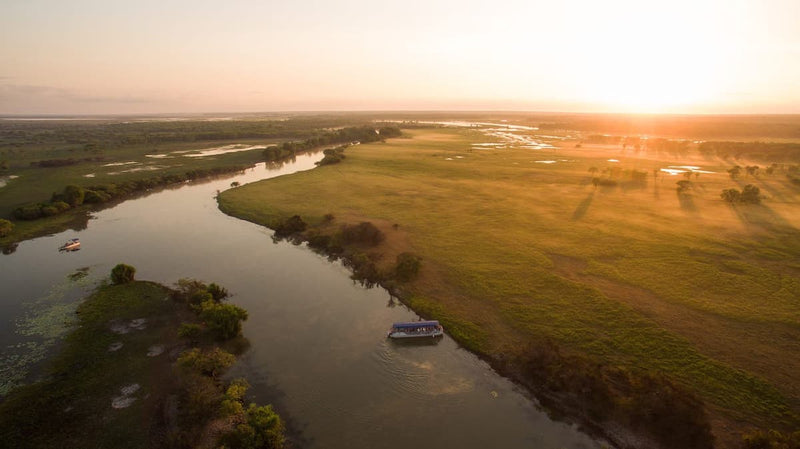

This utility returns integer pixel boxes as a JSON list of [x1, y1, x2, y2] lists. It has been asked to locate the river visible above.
[[0, 152, 604, 449]]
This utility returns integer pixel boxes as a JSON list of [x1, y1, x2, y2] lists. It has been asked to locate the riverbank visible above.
[[217, 127, 800, 448], [0, 270, 285, 449]]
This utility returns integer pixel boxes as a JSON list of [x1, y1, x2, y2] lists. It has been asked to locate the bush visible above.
[[207, 282, 229, 302], [63, 185, 85, 207], [178, 347, 236, 378], [0, 219, 13, 238], [83, 189, 112, 204], [13, 204, 45, 220], [199, 300, 248, 340], [110, 263, 136, 284], [178, 323, 203, 340], [273, 215, 307, 238], [741, 184, 761, 204], [395, 252, 422, 282], [340, 222, 384, 246], [219, 404, 286, 449]]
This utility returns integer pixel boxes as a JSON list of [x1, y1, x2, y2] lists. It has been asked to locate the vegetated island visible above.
[[218, 122, 800, 449], [0, 264, 286, 449]]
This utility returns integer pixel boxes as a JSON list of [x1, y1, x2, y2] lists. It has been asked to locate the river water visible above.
[[0, 152, 603, 449]]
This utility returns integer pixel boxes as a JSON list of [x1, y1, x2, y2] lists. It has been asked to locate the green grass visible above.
[[0, 281, 183, 449], [218, 127, 800, 436]]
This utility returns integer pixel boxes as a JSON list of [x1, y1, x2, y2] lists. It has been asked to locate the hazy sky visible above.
[[1, 0, 799, 114]]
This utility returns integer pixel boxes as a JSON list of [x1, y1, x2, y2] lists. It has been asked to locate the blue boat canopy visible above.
[[392, 320, 439, 329]]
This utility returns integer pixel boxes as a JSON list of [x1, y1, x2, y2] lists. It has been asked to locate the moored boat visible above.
[[387, 320, 443, 339], [59, 238, 80, 251]]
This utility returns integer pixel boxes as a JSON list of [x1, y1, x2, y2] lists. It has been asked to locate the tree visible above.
[[395, 252, 422, 282], [721, 188, 741, 203], [199, 300, 248, 340], [676, 180, 693, 194], [62, 185, 86, 207], [0, 219, 13, 238], [110, 263, 136, 284], [219, 404, 286, 449], [727, 166, 741, 179], [588, 166, 598, 175], [741, 184, 761, 204], [178, 347, 236, 378], [207, 282, 229, 301]]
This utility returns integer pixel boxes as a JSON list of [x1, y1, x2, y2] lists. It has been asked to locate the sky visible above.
[[1, 0, 799, 115]]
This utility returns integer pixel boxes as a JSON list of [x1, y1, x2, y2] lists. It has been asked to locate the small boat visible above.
[[387, 320, 443, 339], [59, 238, 80, 251]]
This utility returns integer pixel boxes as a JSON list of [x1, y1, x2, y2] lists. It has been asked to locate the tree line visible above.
[[12, 165, 249, 221], [263, 125, 401, 162]]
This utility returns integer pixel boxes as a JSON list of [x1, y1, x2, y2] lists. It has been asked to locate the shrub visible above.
[[199, 300, 248, 340], [741, 184, 761, 204], [207, 282, 229, 302], [62, 185, 85, 207], [340, 222, 384, 246], [178, 323, 203, 340], [0, 219, 13, 238], [721, 188, 742, 203], [40, 205, 59, 217], [395, 252, 422, 282], [83, 189, 112, 204], [273, 215, 307, 238], [110, 263, 136, 284], [13, 204, 45, 220], [178, 347, 236, 378], [219, 404, 286, 449]]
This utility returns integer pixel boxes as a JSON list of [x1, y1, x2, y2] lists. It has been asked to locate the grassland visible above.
[[0, 115, 382, 246], [219, 125, 800, 447]]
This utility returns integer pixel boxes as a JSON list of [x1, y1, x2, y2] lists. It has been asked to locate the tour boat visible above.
[[387, 320, 444, 339], [59, 238, 81, 251]]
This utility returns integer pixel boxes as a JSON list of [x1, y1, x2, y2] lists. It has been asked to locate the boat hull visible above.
[[387, 329, 444, 339]]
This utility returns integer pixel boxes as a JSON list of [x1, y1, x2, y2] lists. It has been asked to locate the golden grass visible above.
[[218, 128, 800, 440]]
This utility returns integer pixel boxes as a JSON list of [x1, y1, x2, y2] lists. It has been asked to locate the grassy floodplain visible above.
[[219, 125, 800, 446], [0, 115, 382, 246]]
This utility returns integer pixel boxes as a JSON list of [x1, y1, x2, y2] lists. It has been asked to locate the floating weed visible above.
[[0, 267, 101, 395]]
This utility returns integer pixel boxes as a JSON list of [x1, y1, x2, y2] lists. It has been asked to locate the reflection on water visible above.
[[0, 151, 604, 449]]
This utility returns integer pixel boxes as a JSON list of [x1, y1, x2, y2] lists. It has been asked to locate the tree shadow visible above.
[[677, 192, 698, 214], [571, 191, 595, 221], [728, 203, 796, 232]]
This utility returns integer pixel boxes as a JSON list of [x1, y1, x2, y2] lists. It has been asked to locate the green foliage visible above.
[[0, 218, 12, 237], [340, 221, 384, 246], [516, 340, 714, 449], [721, 184, 761, 204], [742, 184, 762, 204], [178, 323, 203, 340], [178, 347, 236, 378], [199, 300, 248, 340], [273, 215, 307, 238], [207, 282, 230, 301], [62, 185, 85, 207], [395, 252, 422, 282], [741, 429, 800, 449], [110, 263, 136, 284], [317, 145, 348, 166], [344, 252, 382, 287], [721, 188, 742, 203], [219, 404, 286, 449]]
